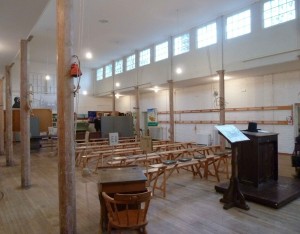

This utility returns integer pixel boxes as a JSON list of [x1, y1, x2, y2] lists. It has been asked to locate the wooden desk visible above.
[[98, 166, 147, 231]]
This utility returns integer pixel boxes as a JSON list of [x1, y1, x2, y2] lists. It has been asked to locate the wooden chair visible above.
[[102, 190, 152, 234]]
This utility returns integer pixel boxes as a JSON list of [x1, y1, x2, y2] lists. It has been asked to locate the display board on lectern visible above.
[[215, 125, 249, 143]]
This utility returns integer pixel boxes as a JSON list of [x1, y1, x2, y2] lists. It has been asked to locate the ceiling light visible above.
[[153, 86, 159, 93], [45, 74, 51, 80], [213, 76, 230, 81], [115, 93, 120, 99], [176, 67, 182, 74], [115, 82, 120, 87], [86, 51, 93, 59], [82, 90, 88, 95]]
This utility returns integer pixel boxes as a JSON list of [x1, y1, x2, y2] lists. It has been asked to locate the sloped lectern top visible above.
[[215, 125, 249, 144]]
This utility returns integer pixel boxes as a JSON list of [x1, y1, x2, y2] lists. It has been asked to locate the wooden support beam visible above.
[[168, 80, 174, 143], [135, 86, 140, 140], [57, 0, 76, 232], [20, 39, 31, 188], [217, 70, 226, 150], [5, 64, 14, 166], [0, 78, 4, 155], [112, 91, 116, 112]]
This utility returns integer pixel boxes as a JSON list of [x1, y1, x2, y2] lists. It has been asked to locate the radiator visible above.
[[196, 133, 211, 146], [213, 128, 231, 148], [213, 128, 220, 145], [149, 127, 163, 140]]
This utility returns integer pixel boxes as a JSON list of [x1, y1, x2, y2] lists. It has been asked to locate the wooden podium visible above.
[[215, 125, 250, 210], [238, 131, 278, 187], [216, 130, 300, 209]]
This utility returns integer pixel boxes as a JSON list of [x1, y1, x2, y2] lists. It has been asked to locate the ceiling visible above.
[[1, 0, 299, 90], [1, 0, 259, 75]]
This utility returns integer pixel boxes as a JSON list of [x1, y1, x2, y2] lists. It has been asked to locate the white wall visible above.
[[94, 2, 300, 93], [136, 70, 300, 154], [9, 60, 111, 114], [6, 1, 300, 153]]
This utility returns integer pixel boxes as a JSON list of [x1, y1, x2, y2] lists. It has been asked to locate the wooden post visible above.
[[20, 39, 31, 188], [57, 0, 76, 232], [135, 86, 140, 140], [112, 91, 116, 112], [168, 80, 174, 143], [5, 65, 14, 166], [0, 78, 4, 155], [217, 70, 226, 151]]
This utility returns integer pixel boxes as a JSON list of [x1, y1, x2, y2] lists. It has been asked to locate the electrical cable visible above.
[[73, 0, 85, 145]]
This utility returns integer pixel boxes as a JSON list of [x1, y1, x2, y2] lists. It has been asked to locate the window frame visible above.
[[115, 59, 123, 75], [263, 0, 296, 28], [173, 33, 190, 56], [155, 41, 169, 62], [139, 48, 151, 67], [126, 54, 136, 71], [105, 64, 112, 78], [226, 9, 251, 40], [96, 67, 104, 81], [196, 22, 217, 49]]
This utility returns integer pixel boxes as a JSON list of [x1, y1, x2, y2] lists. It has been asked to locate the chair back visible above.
[[102, 190, 152, 232]]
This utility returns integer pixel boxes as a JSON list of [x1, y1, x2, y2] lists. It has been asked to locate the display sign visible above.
[[140, 136, 153, 153], [147, 108, 158, 126], [109, 132, 119, 146]]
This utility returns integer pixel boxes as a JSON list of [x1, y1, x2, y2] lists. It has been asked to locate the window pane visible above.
[[115, 59, 123, 75], [105, 64, 112, 78], [139, 48, 151, 67], [155, 41, 168, 62], [174, 33, 190, 56], [96, 68, 103, 81], [197, 22, 217, 48], [263, 0, 295, 28], [126, 54, 136, 71], [226, 9, 251, 39]]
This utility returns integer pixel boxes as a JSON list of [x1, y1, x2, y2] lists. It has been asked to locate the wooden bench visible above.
[[143, 159, 205, 198], [107, 153, 163, 166], [81, 147, 144, 172]]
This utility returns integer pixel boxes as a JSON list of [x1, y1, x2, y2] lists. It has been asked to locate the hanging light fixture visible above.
[[85, 51, 92, 59], [85, 1, 93, 60], [45, 37, 51, 80]]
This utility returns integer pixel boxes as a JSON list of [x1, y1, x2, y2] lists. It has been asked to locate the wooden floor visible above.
[[1, 143, 300, 234]]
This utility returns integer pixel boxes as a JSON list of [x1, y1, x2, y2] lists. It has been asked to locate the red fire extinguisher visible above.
[[70, 55, 82, 77]]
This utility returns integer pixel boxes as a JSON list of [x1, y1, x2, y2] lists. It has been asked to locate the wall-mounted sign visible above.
[[147, 108, 158, 126]]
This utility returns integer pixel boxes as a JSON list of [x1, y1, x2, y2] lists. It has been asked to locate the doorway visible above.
[[294, 103, 300, 137]]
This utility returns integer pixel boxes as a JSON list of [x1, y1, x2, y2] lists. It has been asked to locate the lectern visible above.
[[215, 125, 250, 210]]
